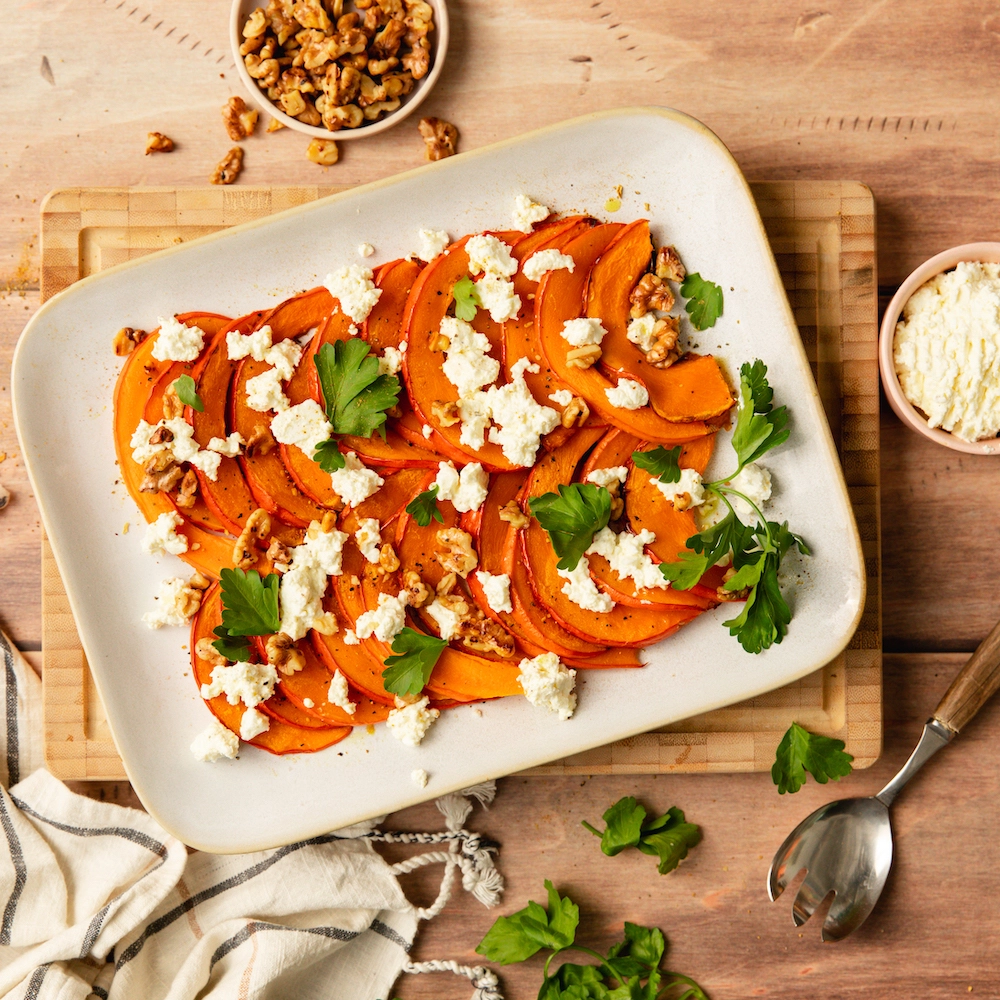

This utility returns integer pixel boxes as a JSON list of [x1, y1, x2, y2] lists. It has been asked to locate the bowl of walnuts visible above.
[[229, 0, 448, 139]]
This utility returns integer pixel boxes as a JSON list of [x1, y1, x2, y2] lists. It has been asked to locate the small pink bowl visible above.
[[879, 241, 1000, 455]]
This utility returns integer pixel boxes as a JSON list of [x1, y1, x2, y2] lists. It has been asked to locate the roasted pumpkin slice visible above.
[[364, 258, 422, 349]]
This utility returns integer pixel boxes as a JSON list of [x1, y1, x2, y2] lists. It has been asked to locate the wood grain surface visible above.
[[4, 1, 1000, 996]]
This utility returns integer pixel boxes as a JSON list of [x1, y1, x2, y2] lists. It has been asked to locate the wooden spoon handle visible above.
[[933, 617, 1000, 733]]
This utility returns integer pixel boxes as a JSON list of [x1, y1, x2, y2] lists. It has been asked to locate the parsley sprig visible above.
[[312, 339, 401, 471], [772, 722, 854, 794], [211, 568, 281, 661], [476, 881, 709, 1000], [405, 485, 443, 527], [528, 483, 611, 572], [583, 796, 701, 875], [679, 273, 723, 331], [382, 627, 447, 696], [631, 445, 681, 483], [658, 360, 808, 654], [452, 275, 481, 322]]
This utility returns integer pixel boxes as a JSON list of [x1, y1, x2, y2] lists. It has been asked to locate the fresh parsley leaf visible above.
[[730, 361, 790, 470], [659, 510, 753, 591], [313, 438, 346, 471], [680, 272, 723, 330], [635, 808, 702, 875], [173, 374, 204, 412], [476, 879, 579, 965], [772, 722, 854, 794], [452, 275, 482, 322], [382, 628, 447, 696], [405, 485, 443, 527], [582, 796, 646, 856], [528, 483, 611, 572], [740, 359, 773, 413], [611, 923, 666, 972], [210, 625, 252, 663], [218, 567, 281, 636], [314, 339, 400, 439], [631, 445, 681, 483]]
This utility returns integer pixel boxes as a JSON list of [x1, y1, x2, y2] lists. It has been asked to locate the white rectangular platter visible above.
[[13, 108, 865, 853]]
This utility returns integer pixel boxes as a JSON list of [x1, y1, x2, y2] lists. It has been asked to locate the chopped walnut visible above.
[[455, 615, 516, 658], [148, 426, 174, 446], [418, 117, 458, 160], [435, 527, 478, 578], [174, 468, 199, 509], [363, 97, 400, 120], [319, 510, 339, 533], [560, 396, 589, 429], [566, 344, 602, 369], [162, 379, 185, 420], [645, 316, 681, 370], [672, 492, 693, 512], [609, 495, 624, 520], [431, 400, 460, 426], [266, 537, 292, 572], [141, 454, 184, 494], [195, 636, 228, 666], [306, 138, 340, 165], [427, 330, 450, 352], [211, 147, 244, 185], [436, 571, 457, 596], [266, 116, 286, 132], [266, 632, 307, 675], [655, 245, 686, 283], [367, 542, 401, 579], [716, 567, 749, 602], [113, 327, 147, 356], [498, 499, 529, 530], [223, 96, 260, 140], [325, 103, 364, 129], [245, 424, 277, 457], [629, 272, 674, 318], [402, 570, 432, 608], [145, 132, 174, 154], [234, 508, 272, 569], [188, 571, 212, 591]]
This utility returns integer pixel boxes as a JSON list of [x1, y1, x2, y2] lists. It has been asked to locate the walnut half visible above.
[[145, 132, 174, 154], [211, 147, 244, 185], [113, 327, 148, 356], [266, 632, 307, 675], [435, 527, 478, 578], [306, 138, 340, 165], [223, 96, 259, 140], [418, 116, 458, 160]]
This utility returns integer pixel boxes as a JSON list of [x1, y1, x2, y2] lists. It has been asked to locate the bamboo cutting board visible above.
[[38, 182, 880, 780]]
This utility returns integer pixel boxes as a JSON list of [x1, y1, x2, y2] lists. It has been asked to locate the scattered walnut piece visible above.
[[266, 116, 286, 132], [655, 244, 686, 283], [672, 492, 694, 512], [431, 400, 460, 426], [716, 567, 749, 602], [435, 527, 478, 578], [566, 344, 602, 370], [266, 538, 292, 573], [427, 330, 450, 352], [367, 542, 400, 579], [455, 614, 516, 658], [306, 138, 340, 165], [418, 116, 458, 160], [498, 499, 528, 530], [162, 378, 185, 420], [223, 95, 260, 140], [436, 571, 457, 596], [188, 572, 212, 591], [266, 632, 307, 675], [629, 272, 674, 318], [211, 147, 244, 185], [141, 454, 184, 494], [560, 396, 589, 429], [645, 316, 681, 370], [145, 132, 174, 154], [233, 508, 272, 569], [319, 510, 339, 533], [402, 570, 432, 608], [245, 424, 277, 457], [609, 495, 624, 520], [174, 468, 199, 509], [113, 327, 148, 356], [195, 636, 228, 666]]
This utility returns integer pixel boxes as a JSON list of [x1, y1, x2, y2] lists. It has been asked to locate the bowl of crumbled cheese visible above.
[[880, 242, 1000, 454]]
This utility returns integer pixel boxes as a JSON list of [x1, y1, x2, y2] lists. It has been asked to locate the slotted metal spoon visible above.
[[768, 618, 1000, 940]]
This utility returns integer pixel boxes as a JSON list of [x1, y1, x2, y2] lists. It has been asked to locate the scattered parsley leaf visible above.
[[405, 485, 443, 527], [476, 879, 578, 965], [680, 272, 723, 330], [740, 359, 773, 412], [313, 438, 346, 472], [314, 339, 400, 439], [452, 274, 482, 322], [382, 627, 447, 696], [730, 361, 789, 470], [210, 625, 252, 663], [772, 722, 854, 794], [582, 796, 646, 856], [528, 483, 611, 572], [660, 510, 753, 591], [173, 374, 204, 412], [631, 445, 682, 483], [217, 567, 281, 637]]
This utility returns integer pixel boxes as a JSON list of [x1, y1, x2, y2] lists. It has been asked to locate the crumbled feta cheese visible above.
[[517, 652, 577, 720], [605, 379, 649, 410], [587, 527, 667, 591], [434, 461, 489, 513], [654, 467, 706, 508], [201, 660, 278, 709], [475, 272, 521, 323], [270, 399, 333, 457], [511, 194, 550, 232], [417, 228, 450, 262], [142, 512, 188, 557], [324, 265, 382, 323], [327, 669, 357, 715], [378, 346, 404, 376], [441, 317, 500, 398], [522, 248, 574, 283], [245, 367, 290, 413], [355, 591, 409, 643], [132, 417, 224, 482], [456, 391, 493, 451], [483, 358, 560, 466], [411, 768, 430, 788], [207, 432, 244, 458], [475, 570, 512, 614], [424, 598, 462, 641], [355, 517, 382, 563], [329, 452, 384, 507], [190, 720, 239, 762], [358, 242, 375, 258], [279, 520, 349, 640], [343, 629, 360, 646], [187, 449, 222, 481], [263, 340, 303, 381], [561, 317, 607, 347], [227, 325, 272, 362], [129, 419, 160, 465], [240, 707, 270, 741], [894, 260, 1000, 441], [466, 235, 517, 277], [302, 697, 315, 708], [585, 466, 628, 490], [152, 316, 205, 362], [142, 577, 199, 628], [726, 463, 772, 517], [557, 557, 615, 612], [422, 424, 434, 439], [626, 314, 659, 353], [549, 388, 574, 406], [386, 696, 439, 747]]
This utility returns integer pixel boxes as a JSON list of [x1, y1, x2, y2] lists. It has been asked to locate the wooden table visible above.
[[3, 2, 1000, 996]]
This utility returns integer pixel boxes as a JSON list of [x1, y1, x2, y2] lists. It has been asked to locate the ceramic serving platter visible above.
[[13, 108, 865, 853]]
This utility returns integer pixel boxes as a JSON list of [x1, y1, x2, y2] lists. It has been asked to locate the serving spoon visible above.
[[767, 617, 1000, 940]]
